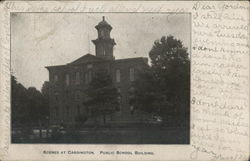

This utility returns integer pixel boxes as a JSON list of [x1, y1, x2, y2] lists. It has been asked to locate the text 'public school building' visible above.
[[45, 16, 149, 126]]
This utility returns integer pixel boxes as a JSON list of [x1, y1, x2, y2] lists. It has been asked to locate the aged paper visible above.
[[0, 1, 249, 161]]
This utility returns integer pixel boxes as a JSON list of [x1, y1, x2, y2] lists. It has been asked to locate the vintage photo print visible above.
[[11, 13, 191, 144], [1, 1, 249, 161]]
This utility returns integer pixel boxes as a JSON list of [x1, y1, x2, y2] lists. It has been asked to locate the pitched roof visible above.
[[68, 53, 105, 65], [115, 57, 148, 64], [45, 55, 149, 70], [45, 64, 66, 69]]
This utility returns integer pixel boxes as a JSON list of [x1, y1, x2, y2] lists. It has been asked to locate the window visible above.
[[82, 93, 87, 102], [65, 74, 70, 86], [65, 90, 69, 98], [117, 96, 122, 111], [130, 105, 134, 115], [75, 72, 80, 85], [75, 91, 81, 100], [85, 73, 88, 84], [117, 88, 122, 111], [85, 71, 92, 84], [54, 92, 59, 101], [54, 75, 58, 82], [89, 71, 92, 82], [129, 68, 135, 81], [117, 88, 121, 93], [87, 64, 93, 69], [77, 105, 80, 114], [116, 69, 121, 83], [129, 86, 135, 93], [101, 30, 104, 38]]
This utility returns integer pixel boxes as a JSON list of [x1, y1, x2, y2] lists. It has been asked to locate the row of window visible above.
[[53, 94, 134, 120], [54, 71, 92, 86], [53, 87, 135, 119], [115, 68, 135, 82], [54, 86, 134, 102], [53, 68, 135, 85]]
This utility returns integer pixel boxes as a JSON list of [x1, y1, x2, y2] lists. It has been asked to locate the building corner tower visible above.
[[92, 16, 116, 60]]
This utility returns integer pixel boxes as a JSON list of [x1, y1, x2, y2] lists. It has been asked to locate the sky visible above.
[[11, 13, 190, 90]]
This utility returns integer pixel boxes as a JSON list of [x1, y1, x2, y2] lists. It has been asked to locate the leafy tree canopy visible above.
[[149, 35, 190, 98], [133, 35, 190, 118], [84, 70, 119, 124], [11, 75, 49, 127]]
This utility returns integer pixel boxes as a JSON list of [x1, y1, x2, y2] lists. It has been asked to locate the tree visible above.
[[26, 86, 49, 126], [41, 81, 50, 124], [11, 75, 50, 127], [11, 75, 29, 127], [84, 70, 119, 125], [133, 35, 190, 121], [41, 81, 50, 98], [149, 35, 190, 105], [132, 69, 158, 114]]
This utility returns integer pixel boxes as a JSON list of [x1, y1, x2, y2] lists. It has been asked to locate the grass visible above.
[[12, 125, 189, 144]]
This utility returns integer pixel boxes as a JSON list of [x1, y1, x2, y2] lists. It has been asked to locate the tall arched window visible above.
[[101, 30, 104, 38], [89, 71, 92, 82], [85, 73, 88, 84], [77, 105, 81, 114], [75, 91, 81, 100], [85, 71, 92, 84], [75, 72, 80, 85], [54, 92, 59, 101], [129, 68, 135, 81], [54, 75, 58, 82], [65, 74, 70, 86], [116, 69, 121, 83], [117, 88, 121, 93]]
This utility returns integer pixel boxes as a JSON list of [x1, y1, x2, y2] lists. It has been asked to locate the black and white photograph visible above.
[[11, 13, 191, 144]]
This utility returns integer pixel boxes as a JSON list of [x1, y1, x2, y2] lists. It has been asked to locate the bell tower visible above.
[[92, 16, 116, 60]]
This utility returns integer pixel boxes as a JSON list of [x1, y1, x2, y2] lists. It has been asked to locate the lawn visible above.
[[12, 125, 189, 144]]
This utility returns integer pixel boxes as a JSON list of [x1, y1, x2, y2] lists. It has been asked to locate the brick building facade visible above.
[[46, 16, 149, 126]]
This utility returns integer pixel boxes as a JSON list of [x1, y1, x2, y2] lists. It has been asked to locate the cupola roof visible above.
[[95, 16, 112, 30]]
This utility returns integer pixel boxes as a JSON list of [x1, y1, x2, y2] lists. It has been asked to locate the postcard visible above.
[[0, 1, 249, 161]]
